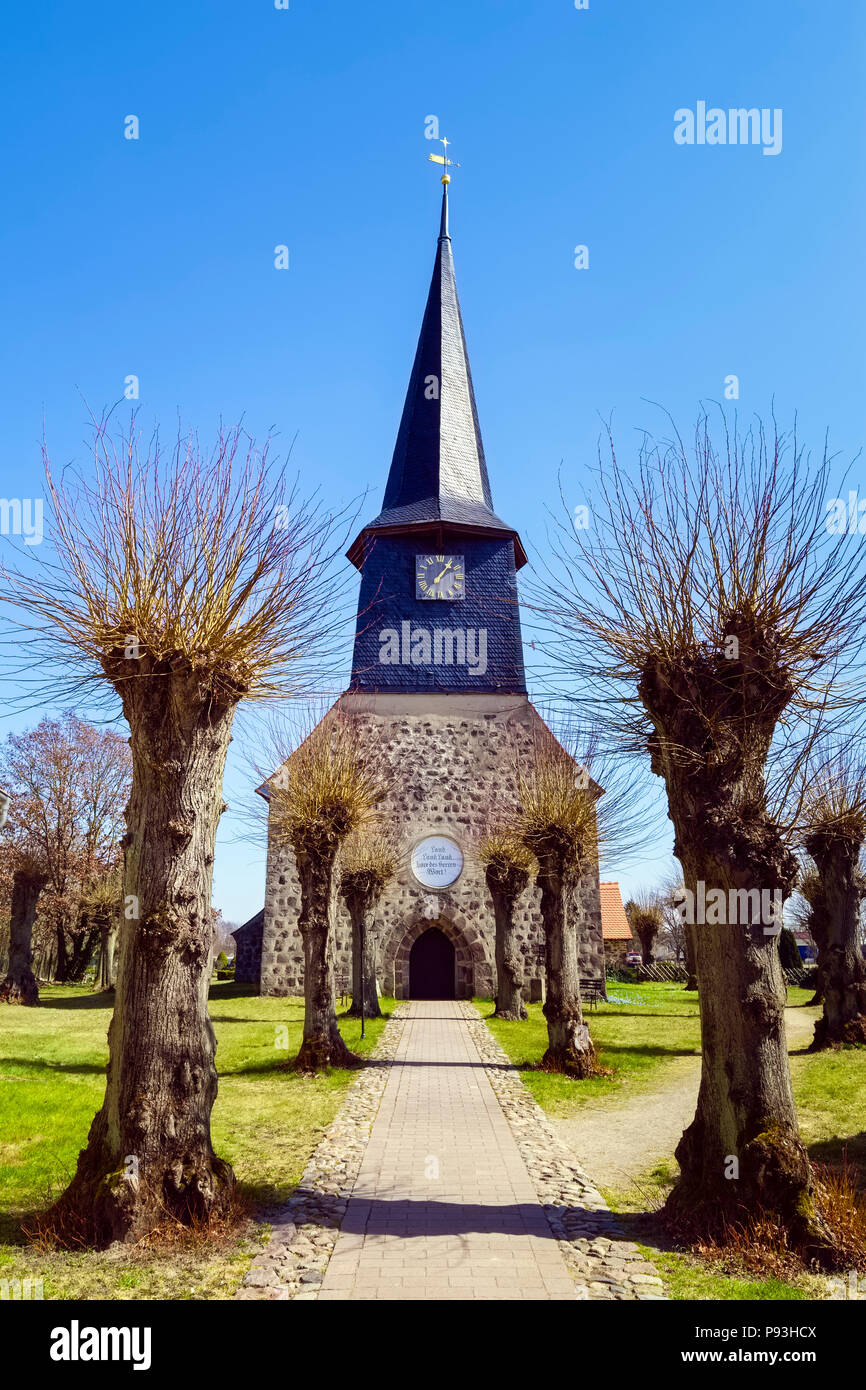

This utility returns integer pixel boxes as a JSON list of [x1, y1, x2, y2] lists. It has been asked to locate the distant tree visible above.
[[0, 854, 47, 1005], [800, 753, 866, 1048], [625, 891, 663, 965], [270, 717, 386, 1069], [779, 927, 802, 973], [340, 830, 397, 1020], [0, 713, 130, 983], [479, 831, 535, 1020], [512, 735, 602, 1077], [80, 869, 123, 991]]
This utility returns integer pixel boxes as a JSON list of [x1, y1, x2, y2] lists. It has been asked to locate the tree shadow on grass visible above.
[[1, 1057, 105, 1076], [36, 992, 114, 1011], [591, 1041, 700, 1060], [208, 983, 262, 1001], [808, 1133, 866, 1187], [0, 1209, 33, 1247]]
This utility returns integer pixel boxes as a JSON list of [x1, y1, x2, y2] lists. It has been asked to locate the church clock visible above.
[[415, 554, 465, 601]]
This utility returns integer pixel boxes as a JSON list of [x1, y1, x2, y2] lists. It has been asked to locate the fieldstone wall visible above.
[[234, 909, 264, 987], [260, 692, 606, 1001]]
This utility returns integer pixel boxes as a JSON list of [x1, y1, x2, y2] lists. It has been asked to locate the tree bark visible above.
[[344, 888, 381, 1019], [292, 831, 362, 1070], [485, 863, 529, 1021], [0, 868, 46, 1006], [805, 839, 866, 1049], [50, 675, 236, 1247], [683, 922, 698, 991], [536, 848, 597, 1076]]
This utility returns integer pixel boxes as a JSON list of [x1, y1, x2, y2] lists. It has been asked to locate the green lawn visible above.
[[0, 982, 390, 1300], [478, 982, 703, 1113]]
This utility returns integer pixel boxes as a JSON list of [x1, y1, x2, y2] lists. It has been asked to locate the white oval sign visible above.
[[410, 835, 464, 889]]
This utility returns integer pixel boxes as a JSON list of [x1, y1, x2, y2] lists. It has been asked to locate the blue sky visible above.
[[1, 0, 864, 921]]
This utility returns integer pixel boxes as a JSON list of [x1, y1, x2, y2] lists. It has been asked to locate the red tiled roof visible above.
[[600, 881, 634, 941]]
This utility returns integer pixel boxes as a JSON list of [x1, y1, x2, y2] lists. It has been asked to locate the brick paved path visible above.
[[317, 1001, 579, 1300]]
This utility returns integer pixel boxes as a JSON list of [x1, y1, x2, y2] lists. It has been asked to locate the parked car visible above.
[[625, 951, 642, 966]]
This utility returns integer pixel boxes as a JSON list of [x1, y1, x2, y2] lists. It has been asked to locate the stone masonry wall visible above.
[[259, 692, 606, 1001]]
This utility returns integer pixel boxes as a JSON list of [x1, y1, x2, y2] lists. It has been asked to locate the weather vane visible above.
[[427, 135, 461, 185]]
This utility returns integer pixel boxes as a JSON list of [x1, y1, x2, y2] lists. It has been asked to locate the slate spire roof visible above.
[[347, 183, 526, 570]]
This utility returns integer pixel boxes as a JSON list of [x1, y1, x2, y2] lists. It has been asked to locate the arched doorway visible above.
[[409, 928, 456, 999]]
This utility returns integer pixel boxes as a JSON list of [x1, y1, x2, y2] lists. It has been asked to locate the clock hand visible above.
[[433, 560, 453, 585]]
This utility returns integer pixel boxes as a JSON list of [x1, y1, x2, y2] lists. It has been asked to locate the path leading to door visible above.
[[317, 1001, 575, 1300], [238, 1002, 667, 1301]]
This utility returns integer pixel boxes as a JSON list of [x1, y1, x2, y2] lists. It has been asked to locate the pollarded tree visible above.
[[794, 866, 826, 1003], [625, 891, 663, 965], [0, 853, 48, 1005], [1, 415, 343, 1245], [513, 736, 602, 1076], [534, 412, 866, 1260], [478, 831, 535, 1021], [800, 754, 866, 1048], [340, 830, 398, 1021], [270, 717, 386, 1069], [80, 869, 122, 992]]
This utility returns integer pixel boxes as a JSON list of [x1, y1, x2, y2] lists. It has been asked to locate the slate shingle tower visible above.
[[258, 183, 605, 1002], [347, 182, 527, 694]]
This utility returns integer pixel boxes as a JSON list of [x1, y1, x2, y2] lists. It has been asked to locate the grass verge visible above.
[[0, 982, 390, 1300]]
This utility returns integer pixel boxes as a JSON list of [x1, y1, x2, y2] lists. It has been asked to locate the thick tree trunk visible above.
[[639, 653, 836, 1264], [292, 834, 361, 1070], [0, 868, 46, 1006], [485, 864, 529, 1021], [66, 916, 99, 983], [51, 684, 236, 1247], [806, 840, 866, 1049], [665, 837, 833, 1260], [536, 852, 597, 1076], [344, 891, 381, 1019]]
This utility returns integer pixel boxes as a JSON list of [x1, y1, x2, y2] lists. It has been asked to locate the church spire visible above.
[[347, 177, 526, 570]]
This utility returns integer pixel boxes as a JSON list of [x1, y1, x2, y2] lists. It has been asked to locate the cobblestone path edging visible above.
[[462, 1003, 667, 1300], [236, 1007, 411, 1300], [237, 1001, 667, 1301]]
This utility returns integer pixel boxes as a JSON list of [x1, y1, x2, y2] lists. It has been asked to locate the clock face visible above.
[[415, 554, 465, 601]]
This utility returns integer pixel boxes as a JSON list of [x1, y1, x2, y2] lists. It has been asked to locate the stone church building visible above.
[[252, 182, 606, 1003]]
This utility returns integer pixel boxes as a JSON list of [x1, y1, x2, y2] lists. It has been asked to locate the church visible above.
[[249, 176, 606, 1003]]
